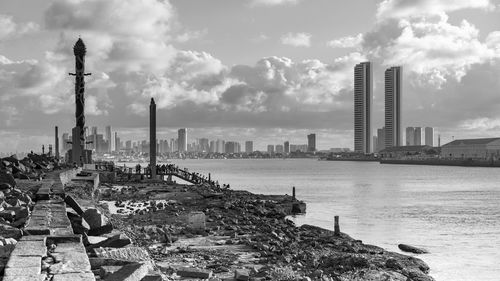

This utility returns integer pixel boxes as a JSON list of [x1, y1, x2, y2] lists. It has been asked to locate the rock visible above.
[[94, 247, 151, 262], [0, 172, 15, 188], [235, 269, 250, 280], [187, 211, 206, 231], [99, 265, 123, 278], [82, 208, 108, 229], [87, 223, 113, 236], [0, 210, 15, 221], [5, 207, 29, 219], [86, 233, 131, 249], [177, 267, 213, 279], [105, 262, 152, 281], [64, 194, 84, 216], [398, 244, 429, 254], [0, 224, 22, 239]]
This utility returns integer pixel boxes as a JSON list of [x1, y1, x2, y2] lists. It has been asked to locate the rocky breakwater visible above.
[[95, 179, 434, 281], [0, 153, 60, 276]]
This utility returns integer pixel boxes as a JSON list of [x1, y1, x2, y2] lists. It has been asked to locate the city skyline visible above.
[[1, 0, 500, 152]]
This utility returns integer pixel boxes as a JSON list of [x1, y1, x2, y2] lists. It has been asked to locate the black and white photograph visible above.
[[0, 0, 499, 280]]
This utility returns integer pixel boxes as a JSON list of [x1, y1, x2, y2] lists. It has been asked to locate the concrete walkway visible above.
[[4, 170, 95, 281]]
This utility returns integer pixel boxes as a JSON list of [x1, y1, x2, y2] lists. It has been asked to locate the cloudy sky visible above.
[[0, 0, 500, 152]]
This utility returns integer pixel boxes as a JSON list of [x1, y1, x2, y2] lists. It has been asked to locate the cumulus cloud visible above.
[[327, 34, 363, 49], [281, 32, 311, 47], [377, 0, 493, 19], [250, 0, 299, 6], [0, 14, 38, 41]]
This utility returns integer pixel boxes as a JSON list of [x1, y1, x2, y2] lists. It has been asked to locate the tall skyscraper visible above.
[[216, 139, 225, 153], [354, 62, 373, 154], [245, 141, 253, 153], [284, 141, 290, 154], [267, 145, 275, 154], [425, 127, 434, 146], [376, 127, 386, 152], [105, 125, 112, 152], [414, 127, 422, 145], [384, 66, 402, 148], [178, 128, 187, 152], [275, 144, 284, 153], [406, 127, 415, 146], [307, 134, 316, 152], [114, 132, 120, 151]]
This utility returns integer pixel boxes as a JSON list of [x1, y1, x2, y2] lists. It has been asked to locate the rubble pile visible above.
[[94, 180, 434, 281]]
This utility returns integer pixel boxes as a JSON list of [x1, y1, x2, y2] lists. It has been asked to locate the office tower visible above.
[[216, 139, 225, 153], [105, 126, 112, 152], [307, 134, 316, 152], [425, 127, 434, 146], [225, 141, 239, 154], [267, 145, 275, 154], [209, 140, 216, 153], [114, 132, 120, 152], [354, 62, 373, 154], [178, 128, 187, 152], [406, 127, 415, 146], [284, 141, 290, 154], [414, 127, 422, 145], [126, 140, 132, 150], [384, 66, 402, 148], [376, 127, 386, 152], [245, 141, 253, 153], [198, 138, 209, 152], [276, 144, 284, 153], [149, 98, 156, 177]]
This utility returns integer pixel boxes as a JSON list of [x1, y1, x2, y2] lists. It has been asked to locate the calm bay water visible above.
[[137, 158, 499, 281]]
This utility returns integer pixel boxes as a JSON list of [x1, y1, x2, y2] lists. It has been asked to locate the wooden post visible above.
[[292, 186, 296, 199], [334, 216, 340, 236]]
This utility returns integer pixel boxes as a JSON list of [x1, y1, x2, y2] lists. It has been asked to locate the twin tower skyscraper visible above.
[[354, 62, 402, 154]]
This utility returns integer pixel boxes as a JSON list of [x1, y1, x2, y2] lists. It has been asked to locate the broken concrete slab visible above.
[[105, 262, 152, 281], [177, 267, 213, 279], [82, 208, 108, 229], [51, 272, 96, 281], [94, 247, 151, 262]]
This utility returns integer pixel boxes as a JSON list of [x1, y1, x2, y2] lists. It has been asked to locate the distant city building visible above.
[[209, 140, 216, 153], [406, 127, 415, 146], [441, 138, 500, 159], [114, 132, 120, 151], [275, 144, 284, 153], [198, 138, 209, 152], [245, 141, 253, 153], [385, 66, 402, 148], [178, 128, 187, 152], [225, 141, 240, 153], [414, 127, 422, 146], [290, 144, 308, 153], [376, 127, 386, 152], [425, 127, 434, 146], [105, 126, 112, 152], [354, 62, 373, 154], [284, 141, 290, 154], [307, 134, 316, 152], [216, 139, 225, 153], [267, 145, 275, 154]]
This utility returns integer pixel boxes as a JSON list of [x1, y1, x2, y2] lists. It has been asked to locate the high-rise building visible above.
[[114, 132, 120, 152], [406, 127, 415, 146], [384, 66, 402, 148], [284, 141, 290, 154], [376, 127, 386, 152], [276, 144, 284, 153], [414, 127, 422, 145], [178, 128, 187, 152], [225, 141, 240, 154], [105, 126, 112, 152], [267, 145, 275, 154], [216, 139, 225, 153], [209, 140, 216, 153], [198, 138, 209, 152], [307, 134, 316, 152], [425, 127, 434, 146], [245, 141, 253, 153], [354, 62, 373, 154]]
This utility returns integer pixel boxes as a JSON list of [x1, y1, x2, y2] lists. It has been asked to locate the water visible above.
[[126, 158, 500, 281]]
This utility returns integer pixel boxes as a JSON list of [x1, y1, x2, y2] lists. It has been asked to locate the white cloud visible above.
[[460, 117, 500, 130], [0, 14, 39, 41], [377, 0, 493, 19], [327, 34, 363, 49], [175, 29, 207, 43], [281, 32, 311, 47], [250, 0, 299, 6]]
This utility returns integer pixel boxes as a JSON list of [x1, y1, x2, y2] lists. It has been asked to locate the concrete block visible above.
[[235, 269, 250, 280], [10, 240, 47, 257], [48, 252, 91, 274], [52, 272, 96, 281], [6, 255, 41, 268], [105, 262, 151, 281], [2, 274, 46, 281], [141, 274, 163, 281], [94, 247, 151, 262], [177, 267, 213, 279], [187, 211, 206, 231], [64, 195, 84, 216], [4, 266, 41, 276]]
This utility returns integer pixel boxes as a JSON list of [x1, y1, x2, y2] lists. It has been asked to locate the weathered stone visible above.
[[2, 275, 46, 281], [10, 240, 47, 257], [88, 257, 131, 270], [3, 266, 41, 276], [65, 194, 85, 216], [87, 233, 131, 249], [87, 223, 113, 236], [0, 172, 16, 187], [82, 208, 108, 229], [52, 272, 96, 281], [105, 262, 152, 281], [187, 211, 206, 231], [99, 265, 123, 278], [398, 244, 429, 254], [235, 269, 250, 281], [48, 252, 92, 274], [0, 210, 15, 221], [6, 255, 41, 269], [141, 274, 163, 281], [177, 267, 213, 279], [0, 224, 22, 239], [94, 247, 150, 262]]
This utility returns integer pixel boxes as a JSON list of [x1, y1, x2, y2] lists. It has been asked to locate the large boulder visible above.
[[0, 224, 22, 239], [0, 172, 15, 187], [83, 208, 108, 230], [398, 244, 429, 254]]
